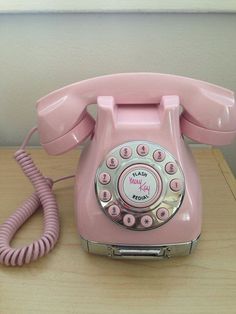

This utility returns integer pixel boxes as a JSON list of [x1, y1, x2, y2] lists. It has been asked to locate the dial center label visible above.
[[118, 164, 161, 207]]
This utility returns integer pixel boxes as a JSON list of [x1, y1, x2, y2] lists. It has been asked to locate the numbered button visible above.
[[153, 150, 166, 162], [137, 144, 149, 156], [123, 214, 136, 227], [99, 172, 111, 185], [108, 205, 121, 217], [140, 215, 153, 228], [156, 208, 169, 221], [106, 156, 119, 169], [120, 146, 132, 159], [170, 179, 182, 192], [99, 190, 111, 202], [165, 162, 177, 175]]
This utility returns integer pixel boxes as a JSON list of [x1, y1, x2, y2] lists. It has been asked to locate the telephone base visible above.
[[80, 235, 200, 259]]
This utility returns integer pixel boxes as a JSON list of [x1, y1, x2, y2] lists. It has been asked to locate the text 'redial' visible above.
[[118, 164, 162, 208]]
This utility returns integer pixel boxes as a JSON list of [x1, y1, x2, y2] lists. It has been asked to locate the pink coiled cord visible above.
[[0, 127, 74, 266]]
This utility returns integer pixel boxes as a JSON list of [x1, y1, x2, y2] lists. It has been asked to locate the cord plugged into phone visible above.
[[0, 73, 235, 266]]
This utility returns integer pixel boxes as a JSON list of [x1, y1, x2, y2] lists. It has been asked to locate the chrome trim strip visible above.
[[80, 235, 200, 259]]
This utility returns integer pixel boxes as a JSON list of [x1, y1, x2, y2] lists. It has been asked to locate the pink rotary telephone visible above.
[[0, 73, 235, 265]]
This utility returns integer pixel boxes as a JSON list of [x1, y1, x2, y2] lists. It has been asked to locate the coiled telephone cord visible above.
[[0, 127, 74, 266]]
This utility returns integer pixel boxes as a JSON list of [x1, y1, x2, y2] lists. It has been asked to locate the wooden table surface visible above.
[[0, 147, 236, 314]]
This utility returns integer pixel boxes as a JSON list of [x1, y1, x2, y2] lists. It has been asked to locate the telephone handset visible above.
[[37, 73, 236, 155], [0, 73, 235, 266]]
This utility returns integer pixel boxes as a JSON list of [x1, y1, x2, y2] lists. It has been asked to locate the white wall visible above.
[[1, 1, 236, 13], [0, 13, 235, 174]]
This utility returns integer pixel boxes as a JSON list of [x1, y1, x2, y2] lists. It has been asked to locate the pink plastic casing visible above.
[[74, 95, 203, 245], [36, 73, 236, 155], [35, 73, 236, 246]]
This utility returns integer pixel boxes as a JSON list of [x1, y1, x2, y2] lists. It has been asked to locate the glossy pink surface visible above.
[[37, 73, 236, 155], [35, 73, 236, 247], [75, 95, 203, 244]]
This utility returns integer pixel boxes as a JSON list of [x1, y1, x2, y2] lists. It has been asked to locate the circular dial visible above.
[[95, 141, 185, 231]]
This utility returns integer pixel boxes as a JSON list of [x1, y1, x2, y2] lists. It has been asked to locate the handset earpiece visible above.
[[37, 89, 95, 155], [179, 83, 235, 145], [180, 114, 236, 145]]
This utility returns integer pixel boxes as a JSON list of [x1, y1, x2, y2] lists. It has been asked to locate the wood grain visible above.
[[0, 147, 235, 314]]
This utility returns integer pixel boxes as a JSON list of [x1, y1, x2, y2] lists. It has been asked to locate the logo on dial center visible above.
[[118, 164, 162, 208]]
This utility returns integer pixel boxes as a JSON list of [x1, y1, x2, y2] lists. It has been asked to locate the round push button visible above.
[[140, 215, 153, 228], [123, 214, 136, 227], [118, 164, 162, 208], [99, 190, 111, 202], [153, 150, 166, 162], [120, 146, 132, 159], [137, 144, 149, 156], [106, 156, 119, 169], [99, 172, 111, 185], [170, 179, 182, 192], [156, 207, 169, 221], [165, 162, 177, 175], [108, 205, 121, 217]]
